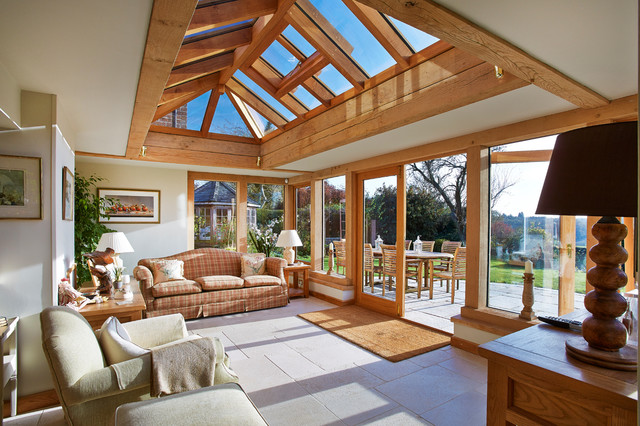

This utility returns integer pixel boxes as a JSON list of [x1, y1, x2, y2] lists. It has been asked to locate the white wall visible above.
[[0, 91, 75, 395], [75, 158, 189, 271]]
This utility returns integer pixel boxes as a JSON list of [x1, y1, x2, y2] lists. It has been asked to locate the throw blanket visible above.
[[151, 337, 217, 397]]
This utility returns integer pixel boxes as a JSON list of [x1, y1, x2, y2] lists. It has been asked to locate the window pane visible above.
[[247, 183, 284, 257], [317, 64, 352, 96], [234, 71, 296, 121], [291, 86, 321, 110], [194, 180, 236, 250], [209, 93, 252, 137], [323, 176, 346, 271], [282, 26, 315, 57], [261, 40, 299, 75], [186, 91, 210, 131], [296, 186, 311, 261], [386, 16, 439, 52]]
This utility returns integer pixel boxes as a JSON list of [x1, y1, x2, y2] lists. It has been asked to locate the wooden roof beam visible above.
[[275, 51, 329, 98], [175, 27, 252, 67], [125, 0, 198, 159], [226, 78, 288, 128], [302, 77, 333, 106], [286, 4, 367, 90], [159, 73, 220, 105], [243, 62, 309, 117], [219, 0, 298, 85], [227, 90, 265, 139], [200, 86, 223, 136], [186, 0, 277, 36], [342, 0, 412, 67], [356, 0, 608, 109], [166, 52, 234, 88], [277, 33, 307, 62]]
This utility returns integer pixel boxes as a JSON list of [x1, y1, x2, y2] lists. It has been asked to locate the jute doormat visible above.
[[298, 305, 451, 362]]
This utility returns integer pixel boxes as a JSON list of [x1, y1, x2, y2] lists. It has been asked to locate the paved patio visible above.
[[364, 278, 586, 334]]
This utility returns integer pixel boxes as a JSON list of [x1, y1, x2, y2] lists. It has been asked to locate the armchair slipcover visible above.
[[40, 306, 237, 426]]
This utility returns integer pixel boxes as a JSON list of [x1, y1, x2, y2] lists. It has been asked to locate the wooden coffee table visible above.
[[78, 283, 146, 329]]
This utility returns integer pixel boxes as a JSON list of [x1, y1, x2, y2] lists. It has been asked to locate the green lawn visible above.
[[490, 259, 586, 294]]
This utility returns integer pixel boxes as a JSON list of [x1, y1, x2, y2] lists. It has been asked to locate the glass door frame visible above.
[[355, 165, 406, 317]]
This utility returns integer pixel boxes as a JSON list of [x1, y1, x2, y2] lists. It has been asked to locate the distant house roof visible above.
[[194, 181, 260, 208]]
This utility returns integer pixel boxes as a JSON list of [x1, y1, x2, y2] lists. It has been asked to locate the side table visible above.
[[284, 264, 311, 298], [78, 284, 146, 329], [1, 316, 18, 423]]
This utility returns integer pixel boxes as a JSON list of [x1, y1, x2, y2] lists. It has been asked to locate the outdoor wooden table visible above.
[[372, 249, 453, 298]]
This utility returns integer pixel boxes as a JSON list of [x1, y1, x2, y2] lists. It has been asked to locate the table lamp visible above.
[[96, 231, 134, 269], [536, 121, 638, 370], [276, 230, 302, 265]]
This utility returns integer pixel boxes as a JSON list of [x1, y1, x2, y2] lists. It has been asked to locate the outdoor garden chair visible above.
[[430, 246, 467, 303], [380, 244, 423, 297]]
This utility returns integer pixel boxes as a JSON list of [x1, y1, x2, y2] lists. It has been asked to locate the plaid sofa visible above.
[[133, 248, 288, 319]]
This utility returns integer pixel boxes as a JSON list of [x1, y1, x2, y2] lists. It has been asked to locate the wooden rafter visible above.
[[342, 0, 411, 67], [186, 0, 277, 36], [243, 63, 308, 117], [302, 76, 333, 105], [159, 73, 220, 105], [356, 0, 609, 109], [125, 0, 198, 159], [175, 27, 252, 67], [218, 0, 298, 85], [275, 51, 329, 98], [154, 89, 207, 122], [226, 78, 288, 128], [260, 50, 529, 168], [200, 86, 223, 135], [227, 90, 264, 139], [286, 4, 367, 90], [166, 52, 234, 88], [277, 33, 307, 62]]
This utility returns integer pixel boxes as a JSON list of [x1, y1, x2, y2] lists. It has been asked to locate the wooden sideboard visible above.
[[478, 323, 637, 425]]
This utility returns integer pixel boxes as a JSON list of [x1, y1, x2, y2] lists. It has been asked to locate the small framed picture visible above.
[[98, 188, 160, 224], [62, 166, 74, 221], [0, 154, 42, 220]]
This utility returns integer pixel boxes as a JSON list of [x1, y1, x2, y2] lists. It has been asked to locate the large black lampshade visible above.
[[536, 121, 638, 370]]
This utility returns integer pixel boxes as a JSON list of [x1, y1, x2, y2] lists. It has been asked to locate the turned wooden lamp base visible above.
[[566, 338, 637, 371]]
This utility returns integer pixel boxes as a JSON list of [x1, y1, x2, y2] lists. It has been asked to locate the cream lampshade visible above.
[[96, 232, 134, 268], [276, 230, 302, 265]]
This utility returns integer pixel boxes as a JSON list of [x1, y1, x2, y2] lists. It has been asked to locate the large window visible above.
[[488, 137, 587, 316], [323, 176, 346, 271], [296, 185, 311, 261], [193, 180, 237, 250], [246, 183, 284, 255]]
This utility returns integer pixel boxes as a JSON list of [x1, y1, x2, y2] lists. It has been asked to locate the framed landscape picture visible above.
[[0, 154, 42, 220], [98, 188, 160, 224], [62, 166, 74, 221]]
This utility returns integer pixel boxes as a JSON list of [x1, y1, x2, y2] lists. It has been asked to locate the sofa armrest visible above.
[[122, 314, 188, 348], [133, 265, 154, 303], [265, 257, 287, 287], [64, 356, 151, 405]]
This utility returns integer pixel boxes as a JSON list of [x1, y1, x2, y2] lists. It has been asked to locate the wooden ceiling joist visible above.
[[356, 0, 609, 109], [166, 52, 234, 88], [342, 0, 412, 67], [286, 4, 367, 90], [159, 73, 220, 105], [226, 78, 289, 128], [275, 51, 329, 98], [125, 0, 198, 159], [260, 49, 529, 168], [186, 0, 277, 36], [175, 27, 252, 67]]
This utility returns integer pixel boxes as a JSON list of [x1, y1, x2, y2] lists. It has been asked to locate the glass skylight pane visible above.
[[261, 41, 299, 75], [186, 91, 210, 131], [387, 16, 439, 52], [309, 0, 394, 76], [282, 26, 315, 57], [246, 105, 277, 136], [184, 19, 253, 41], [209, 93, 252, 137], [316, 64, 352, 95], [291, 86, 321, 109], [234, 70, 296, 121]]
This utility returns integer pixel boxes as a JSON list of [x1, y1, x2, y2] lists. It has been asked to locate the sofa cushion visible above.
[[195, 275, 244, 291], [149, 259, 185, 283], [240, 253, 266, 277], [152, 280, 202, 298], [99, 316, 149, 365], [243, 275, 282, 287]]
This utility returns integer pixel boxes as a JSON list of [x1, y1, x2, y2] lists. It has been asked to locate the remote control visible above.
[[538, 315, 582, 332]]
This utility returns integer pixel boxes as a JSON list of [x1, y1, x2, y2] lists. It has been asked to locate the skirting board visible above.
[[451, 336, 480, 355], [2, 389, 59, 417], [309, 291, 354, 307]]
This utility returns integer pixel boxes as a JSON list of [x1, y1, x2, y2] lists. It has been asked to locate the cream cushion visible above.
[[240, 253, 266, 277], [99, 316, 149, 365], [149, 259, 185, 283]]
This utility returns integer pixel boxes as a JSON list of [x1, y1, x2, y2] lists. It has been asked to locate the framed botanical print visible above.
[[98, 188, 160, 224], [0, 154, 42, 219], [62, 166, 74, 221]]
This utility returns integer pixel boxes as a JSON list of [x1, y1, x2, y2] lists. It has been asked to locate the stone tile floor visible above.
[[6, 297, 490, 426]]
